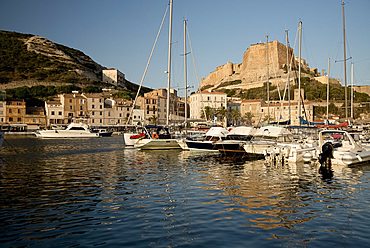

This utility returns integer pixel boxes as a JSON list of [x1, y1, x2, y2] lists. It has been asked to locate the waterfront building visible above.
[[189, 91, 227, 120], [6, 99, 26, 124], [0, 100, 6, 123], [261, 101, 314, 125], [24, 106, 46, 129], [240, 99, 265, 125], [59, 92, 88, 123], [45, 100, 64, 126], [83, 93, 105, 125]]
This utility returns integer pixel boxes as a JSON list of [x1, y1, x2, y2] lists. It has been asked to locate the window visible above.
[[17, 118, 21, 122], [18, 109, 20, 113], [92, 98, 95, 102], [100, 111, 102, 115], [99, 105, 102, 109], [69, 99, 72, 103], [92, 104, 95, 109], [92, 111, 95, 116], [9, 117, 13, 121], [58, 111, 62, 116], [69, 106, 72, 110]]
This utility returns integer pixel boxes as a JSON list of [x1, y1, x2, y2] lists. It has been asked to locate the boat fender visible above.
[[152, 133, 158, 139]]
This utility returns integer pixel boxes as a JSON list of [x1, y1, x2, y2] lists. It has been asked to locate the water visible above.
[[1, 136, 369, 247]]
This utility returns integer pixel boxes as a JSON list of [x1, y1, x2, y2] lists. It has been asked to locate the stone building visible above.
[[102, 68, 125, 88]]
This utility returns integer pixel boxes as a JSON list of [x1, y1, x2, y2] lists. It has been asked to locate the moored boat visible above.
[[184, 127, 229, 151], [134, 125, 182, 150], [243, 125, 291, 159], [35, 122, 99, 138], [318, 130, 370, 166], [215, 126, 257, 157]]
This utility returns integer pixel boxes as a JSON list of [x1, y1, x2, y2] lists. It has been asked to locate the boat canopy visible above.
[[205, 127, 229, 137], [228, 126, 256, 136], [254, 125, 291, 138]]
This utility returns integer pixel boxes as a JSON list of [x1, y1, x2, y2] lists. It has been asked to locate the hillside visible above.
[[0, 30, 150, 94]]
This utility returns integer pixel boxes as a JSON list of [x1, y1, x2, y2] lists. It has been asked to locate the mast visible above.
[[286, 30, 291, 122], [266, 35, 269, 124], [166, 0, 173, 126], [327, 58, 330, 121], [184, 19, 188, 125], [298, 21, 302, 124], [342, 2, 348, 120], [351, 62, 354, 119]]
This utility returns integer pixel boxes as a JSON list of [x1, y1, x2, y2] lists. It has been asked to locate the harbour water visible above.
[[1, 136, 369, 247]]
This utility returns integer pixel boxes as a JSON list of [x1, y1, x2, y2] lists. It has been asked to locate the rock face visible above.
[[25, 35, 105, 81], [201, 40, 310, 90], [25, 36, 71, 60]]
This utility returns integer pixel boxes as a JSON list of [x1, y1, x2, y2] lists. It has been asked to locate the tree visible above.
[[200, 106, 214, 121], [244, 112, 254, 126], [230, 109, 241, 125], [216, 106, 228, 126]]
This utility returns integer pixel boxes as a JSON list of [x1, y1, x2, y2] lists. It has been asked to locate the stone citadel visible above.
[[200, 40, 313, 91]]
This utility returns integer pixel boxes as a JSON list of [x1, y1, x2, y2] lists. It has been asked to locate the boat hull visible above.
[[135, 138, 182, 150], [35, 130, 99, 138]]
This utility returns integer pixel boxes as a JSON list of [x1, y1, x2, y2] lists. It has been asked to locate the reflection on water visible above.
[[0, 136, 369, 247]]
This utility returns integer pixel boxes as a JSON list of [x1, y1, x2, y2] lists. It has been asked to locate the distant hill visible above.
[[0, 30, 150, 93]]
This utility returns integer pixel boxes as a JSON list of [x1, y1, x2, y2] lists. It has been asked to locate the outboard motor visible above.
[[318, 142, 334, 179], [319, 142, 334, 166]]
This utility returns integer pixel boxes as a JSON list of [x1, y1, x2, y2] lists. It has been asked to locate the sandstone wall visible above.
[[354, 86, 370, 96]]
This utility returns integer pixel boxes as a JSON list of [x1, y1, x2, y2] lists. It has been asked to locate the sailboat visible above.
[[130, 0, 181, 150]]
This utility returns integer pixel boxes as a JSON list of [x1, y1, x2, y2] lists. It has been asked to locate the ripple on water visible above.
[[0, 136, 369, 247]]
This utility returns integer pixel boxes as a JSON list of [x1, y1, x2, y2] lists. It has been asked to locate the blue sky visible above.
[[1, 0, 369, 96]]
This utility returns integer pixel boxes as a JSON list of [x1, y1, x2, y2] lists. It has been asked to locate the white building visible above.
[[189, 91, 227, 119], [102, 68, 125, 87], [45, 100, 64, 126]]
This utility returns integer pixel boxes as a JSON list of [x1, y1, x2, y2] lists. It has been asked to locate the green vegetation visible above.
[[0, 30, 88, 83]]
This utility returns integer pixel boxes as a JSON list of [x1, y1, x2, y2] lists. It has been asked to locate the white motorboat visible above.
[[184, 127, 229, 151], [215, 126, 257, 157], [264, 126, 319, 163], [318, 130, 370, 166], [243, 125, 292, 159], [35, 123, 99, 138]]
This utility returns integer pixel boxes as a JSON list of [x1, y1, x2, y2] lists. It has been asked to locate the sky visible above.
[[1, 0, 370, 97]]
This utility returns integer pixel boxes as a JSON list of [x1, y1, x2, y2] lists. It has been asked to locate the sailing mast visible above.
[[166, 0, 173, 126], [327, 58, 330, 121], [183, 19, 188, 126], [342, 2, 348, 120], [298, 21, 302, 124], [351, 62, 354, 119], [266, 35, 270, 124], [286, 30, 291, 122]]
